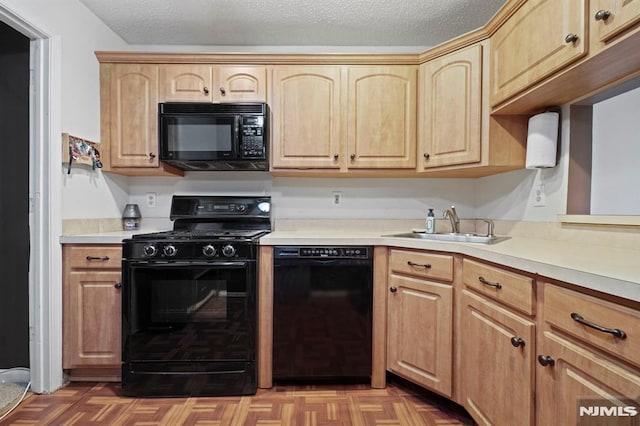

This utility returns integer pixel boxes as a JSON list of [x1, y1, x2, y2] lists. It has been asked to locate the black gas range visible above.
[[121, 195, 270, 397]]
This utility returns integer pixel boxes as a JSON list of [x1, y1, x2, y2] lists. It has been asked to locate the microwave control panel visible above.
[[241, 115, 265, 158]]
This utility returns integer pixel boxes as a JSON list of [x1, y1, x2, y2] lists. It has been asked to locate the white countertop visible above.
[[60, 230, 138, 244], [261, 230, 640, 303], [60, 227, 640, 303]]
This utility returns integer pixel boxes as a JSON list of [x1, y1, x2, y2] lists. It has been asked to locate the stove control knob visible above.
[[143, 244, 158, 257], [203, 244, 217, 257], [163, 244, 178, 257], [222, 244, 236, 258]]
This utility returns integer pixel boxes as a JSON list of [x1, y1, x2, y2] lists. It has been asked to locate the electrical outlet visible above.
[[533, 184, 546, 207], [146, 192, 157, 208], [332, 191, 342, 207]]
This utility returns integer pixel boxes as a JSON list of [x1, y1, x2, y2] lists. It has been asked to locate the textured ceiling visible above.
[[79, 0, 507, 49]]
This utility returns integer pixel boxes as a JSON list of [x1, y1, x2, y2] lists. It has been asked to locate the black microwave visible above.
[[159, 102, 268, 171]]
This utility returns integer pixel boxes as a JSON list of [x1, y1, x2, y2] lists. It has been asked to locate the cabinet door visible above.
[[219, 66, 267, 102], [270, 66, 343, 169], [109, 64, 160, 168], [387, 275, 453, 397], [159, 64, 213, 102], [593, 0, 640, 44], [65, 270, 122, 368], [419, 44, 482, 168], [490, 0, 587, 106], [537, 332, 640, 426], [347, 66, 417, 169], [459, 290, 535, 426]]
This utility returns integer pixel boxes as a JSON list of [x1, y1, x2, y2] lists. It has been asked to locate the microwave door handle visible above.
[[235, 116, 241, 154]]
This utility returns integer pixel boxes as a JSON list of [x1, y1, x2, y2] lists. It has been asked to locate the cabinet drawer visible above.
[[389, 249, 453, 282], [462, 259, 534, 315], [544, 284, 640, 368], [67, 245, 122, 269]]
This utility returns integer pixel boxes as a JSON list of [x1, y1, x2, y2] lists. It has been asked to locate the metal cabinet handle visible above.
[[149, 152, 156, 159], [424, 152, 430, 160], [510, 337, 526, 348], [333, 154, 339, 160], [114, 282, 122, 289], [86, 256, 110, 261], [478, 276, 502, 289], [565, 33, 579, 43], [407, 260, 432, 269], [570, 312, 627, 339], [595, 10, 611, 21], [220, 87, 226, 96], [350, 153, 356, 160], [537, 355, 555, 367], [203, 86, 210, 95], [390, 286, 397, 293]]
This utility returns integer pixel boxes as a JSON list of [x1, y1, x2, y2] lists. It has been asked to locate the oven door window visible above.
[[124, 262, 255, 362], [160, 115, 238, 161]]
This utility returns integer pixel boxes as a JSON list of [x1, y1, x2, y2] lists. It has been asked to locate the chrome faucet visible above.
[[443, 206, 460, 233], [481, 219, 495, 237]]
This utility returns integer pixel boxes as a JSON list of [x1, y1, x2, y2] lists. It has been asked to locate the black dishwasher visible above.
[[273, 246, 373, 382]]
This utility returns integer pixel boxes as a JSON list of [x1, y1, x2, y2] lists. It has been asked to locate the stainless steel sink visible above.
[[383, 232, 509, 244]]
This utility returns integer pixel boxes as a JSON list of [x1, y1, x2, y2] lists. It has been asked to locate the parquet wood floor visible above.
[[1, 378, 475, 425]]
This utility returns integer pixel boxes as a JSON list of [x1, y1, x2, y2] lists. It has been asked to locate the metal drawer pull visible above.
[[570, 312, 627, 339], [86, 256, 110, 261], [564, 33, 579, 44], [510, 337, 525, 347], [390, 286, 398, 293], [594, 10, 611, 21], [478, 276, 502, 289], [537, 355, 555, 367], [407, 261, 431, 269], [114, 282, 122, 289]]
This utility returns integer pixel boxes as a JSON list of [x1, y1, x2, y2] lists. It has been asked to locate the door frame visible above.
[[0, 5, 63, 393]]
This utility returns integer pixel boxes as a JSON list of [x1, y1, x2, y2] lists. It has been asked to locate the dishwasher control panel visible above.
[[274, 246, 370, 259]]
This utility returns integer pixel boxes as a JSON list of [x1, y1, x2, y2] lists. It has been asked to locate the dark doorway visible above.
[[0, 21, 30, 368]]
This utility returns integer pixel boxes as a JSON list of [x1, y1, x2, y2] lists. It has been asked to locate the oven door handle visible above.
[[131, 261, 249, 269]]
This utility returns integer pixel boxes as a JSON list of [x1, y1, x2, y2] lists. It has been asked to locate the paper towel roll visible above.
[[525, 111, 559, 169]]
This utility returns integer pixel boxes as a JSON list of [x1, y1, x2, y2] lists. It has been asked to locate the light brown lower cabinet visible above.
[[536, 331, 640, 425], [459, 289, 536, 426], [536, 283, 640, 425], [63, 245, 122, 380], [387, 275, 453, 397], [386, 249, 454, 397]]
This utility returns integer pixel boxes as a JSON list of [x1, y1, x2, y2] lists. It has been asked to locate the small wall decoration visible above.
[[62, 133, 102, 174]]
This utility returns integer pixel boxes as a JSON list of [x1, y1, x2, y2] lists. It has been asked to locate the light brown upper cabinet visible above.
[[270, 66, 343, 169], [490, 0, 587, 107], [418, 41, 528, 176], [346, 66, 417, 169], [419, 44, 482, 169], [100, 63, 181, 176], [592, 0, 640, 45], [270, 65, 417, 172], [106, 64, 159, 169], [160, 65, 267, 103]]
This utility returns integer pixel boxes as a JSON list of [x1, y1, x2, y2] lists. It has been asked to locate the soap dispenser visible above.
[[426, 208, 436, 234]]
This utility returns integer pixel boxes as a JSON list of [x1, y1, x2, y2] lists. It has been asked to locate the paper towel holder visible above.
[[525, 109, 560, 169]]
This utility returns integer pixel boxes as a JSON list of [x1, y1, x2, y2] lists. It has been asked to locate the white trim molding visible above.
[[1, 3, 64, 394]]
